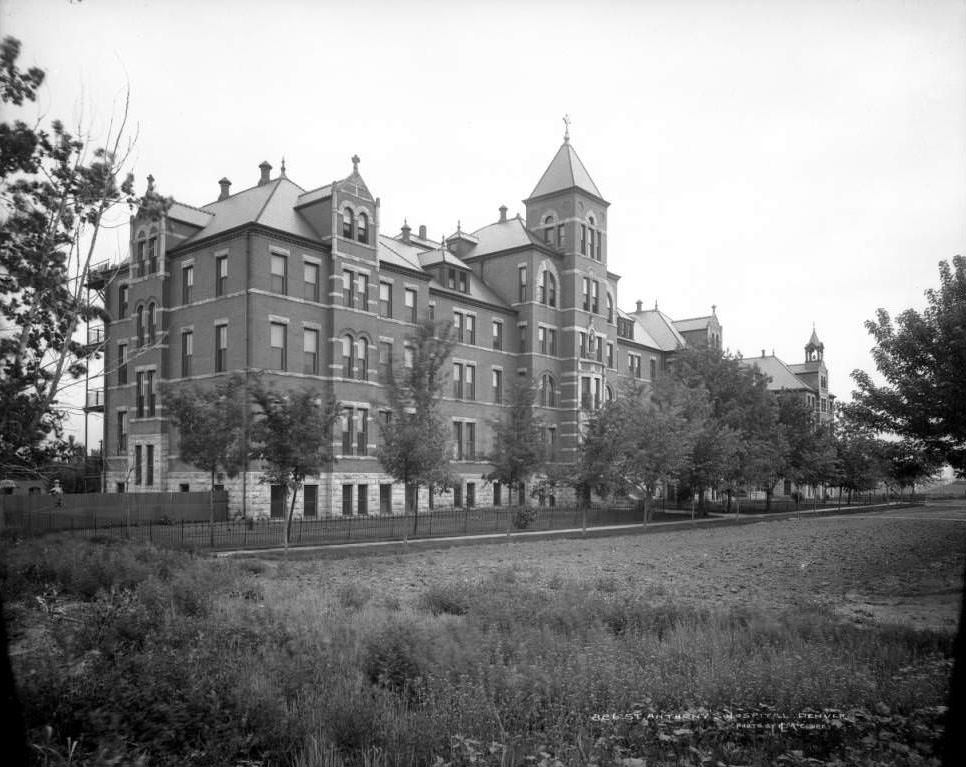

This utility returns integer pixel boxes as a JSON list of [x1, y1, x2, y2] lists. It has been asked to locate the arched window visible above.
[[147, 302, 156, 344], [541, 271, 557, 307], [541, 374, 556, 407], [542, 214, 555, 245], [355, 337, 368, 381], [136, 305, 145, 347], [606, 294, 614, 323], [342, 207, 354, 239], [357, 212, 369, 244], [605, 385, 615, 403], [342, 335, 353, 377]]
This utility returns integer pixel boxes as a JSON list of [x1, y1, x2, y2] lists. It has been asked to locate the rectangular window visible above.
[[428, 302, 436, 321], [148, 238, 158, 275], [649, 358, 657, 380], [342, 408, 353, 455], [453, 311, 464, 342], [454, 484, 463, 508], [594, 378, 602, 410], [380, 484, 392, 515], [117, 343, 128, 385], [492, 368, 503, 403], [582, 277, 591, 311], [146, 444, 154, 486], [453, 421, 463, 460], [453, 362, 464, 399], [303, 485, 318, 518], [607, 343, 614, 368], [356, 409, 368, 456], [181, 331, 193, 377], [343, 269, 354, 307], [134, 444, 142, 485], [356, 273, 368, 310], [548, 426, 557, 460], [466, 482, 475, 508], [379, 281, 392, 317], [116, 411, 126, 455], [342, 484, 353, 516], [118, 284, 128, 318], [466, 422, 476, 459], [466, 365, 476, 401], [182, 265, 193, 304], [270, 322, 287, 370], [465, 314, 475, 345], [404, 288, 417, 322], [580, 332, 587, 357], [580, 224, 587, 255], [492, 320, 503, 350], [215, 324, 228, 372], [597, 231, 602, 260], [304, 328, 319, 374], [581, 377, 591, 410], [304, 262, 319, 301], [147, 370, 156, 417], [549, 329, 557, 356], [589, 229, 596, 261], [493, 481, 501, 507], [539, 327, 547, 354], [357, 485, 368, 516], [216, 255, 228, 296], [403, 345, 414, 368], [596, 339, 603, 362], [447, 268, 456, 290], [557, 223, 565, 248], [379, 341, 392, 381], [456, 271, 466, 293], [518, 266, 527, 302], [136, 371, 145, 417], [592, 281, 599, 313], [519, 324, 527, 352]]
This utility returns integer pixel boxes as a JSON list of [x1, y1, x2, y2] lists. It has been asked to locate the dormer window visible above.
[[458, 271, 468, 293], [357, 212, 369, 244], [342, 207, 354, 238]]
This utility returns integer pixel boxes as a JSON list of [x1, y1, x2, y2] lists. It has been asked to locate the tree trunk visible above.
[[285, 482, 300, 552], [726, 488, 733, 514], [765, 488, 773, 512], [410, 482, 418, 534]]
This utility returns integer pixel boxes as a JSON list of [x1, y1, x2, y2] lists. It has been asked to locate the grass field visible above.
[[3, 502, 963, 766]]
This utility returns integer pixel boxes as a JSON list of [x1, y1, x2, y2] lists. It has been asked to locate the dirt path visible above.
[[264, 501, 966, 631]]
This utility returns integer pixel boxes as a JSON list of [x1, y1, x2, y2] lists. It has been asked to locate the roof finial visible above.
[[280, 156, 286, 177], [562, 114, 571, 143], [457, 219, 462, 233], [146, 174, 155, 193], [712, 304, 717, 315], [351, 154, 360, 173]]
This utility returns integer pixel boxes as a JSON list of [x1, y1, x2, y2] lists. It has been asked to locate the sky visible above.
[[2, 0, 965, 450]]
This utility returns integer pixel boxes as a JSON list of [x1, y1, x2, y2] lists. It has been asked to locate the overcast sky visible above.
[[3, 0, 965, 449]]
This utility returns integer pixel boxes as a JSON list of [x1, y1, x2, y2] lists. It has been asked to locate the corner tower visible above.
[[524, 125, 610, 265]]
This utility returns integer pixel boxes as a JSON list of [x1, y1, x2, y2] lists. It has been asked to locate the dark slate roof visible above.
[[167, 201, 213, 228], [467, 216, 542, 258], [748, 356, 814, 392], [528, 140, 603, 200], [674, 316, 713, 333]]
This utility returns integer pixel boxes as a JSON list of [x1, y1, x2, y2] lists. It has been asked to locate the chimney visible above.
[[499, 205, 507, 223], [418, 224, 427, 240], [635, 300, 643, 313], [258, 160, 272, 186], [401, 220, 411, 244], [762, 349, 766, 358], [218, 177, 231, 201]]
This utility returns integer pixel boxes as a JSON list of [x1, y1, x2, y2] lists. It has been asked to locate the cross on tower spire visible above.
[[562, 114, 571, 143], [351, 154, 360, 173]]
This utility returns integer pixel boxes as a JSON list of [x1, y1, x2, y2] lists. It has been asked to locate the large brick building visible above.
[[96, 134, 723, 518]]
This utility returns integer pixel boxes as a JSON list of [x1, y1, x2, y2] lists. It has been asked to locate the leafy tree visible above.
[[778, 394, 838, 500], [162, 375, 248, 540], [0, 36, 154, 472], [486, 380, 545, 506], [831, 420, 887, 504], [377, 320, 456, 530], [880, 439, 942, 496], [843, 256, 966, 475], [249, 382, 340, 549]]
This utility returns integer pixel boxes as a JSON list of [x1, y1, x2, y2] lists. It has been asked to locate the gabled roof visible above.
[[180, 177, 317, 246], [674, 315, 714, 333], [418, 246, 471, 269], [377, 235, 425, 273], [633, 308, 687, 351], [527, 139, 604, 201], [467, 216, 542, 258], [748, 356, 815, 392], [167, 201, 213, 228]]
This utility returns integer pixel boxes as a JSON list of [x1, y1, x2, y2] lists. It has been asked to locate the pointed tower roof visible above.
[[807, 325, 823, 349], [527, 138, 604, 202]]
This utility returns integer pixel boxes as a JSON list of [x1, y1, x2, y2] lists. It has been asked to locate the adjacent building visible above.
[[95, 134, 725, 518]]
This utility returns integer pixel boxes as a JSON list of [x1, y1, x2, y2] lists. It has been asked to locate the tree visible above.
[[881, 439, 942, 497], [778, 394, 838, 500], [249, 383, 340, 550], [831, 420, 887, 504], [1, 36, 155, 472], [486, 380, 545, 506], [377, 319, 456, 531], [162, 375, 247, 541], [843, 256, 966, 475]]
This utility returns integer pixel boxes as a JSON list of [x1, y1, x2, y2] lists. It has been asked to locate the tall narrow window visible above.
[[458, 271, 468, 293], [357, 485, 368, 515], [453, 422, 463, 460], [545, 272, 557, 307], [539, 326, 547, 354], [580, 332, 587, 357], [607, 342, 614, 368], [519, 324, 527, 352], [465, 314, 476, 344], [357, 212, 369, 244], [589, 229, 596, 260], [492, 368, 503, 404], [304, 485, 318, 518], [592, 281, 599, 314], [379, 341, 392, 381], [135, 371, 145, 417], [304, 328, 319, 374], [466, 365, 476, 401], [355, 337, 368, 381], [117, 343, 128, 385], [582, 278, 591, 311], [466, 423, 476, 460], [404, 288, 416, 322], [146, 444, 154, 486], [342, 483, 353, 515], [596, 231, 602, 260], [116, 411, 127, 455], [580, 224, 587, 255], [543, 215, 554, 244], [118, 284, 128, 319], [136, 233, 146, 273], [304, 262, 319, 301], [343, 269, 354, 307], [271, 253, 287, 294], [518, 266, 527, 302], [147, 302, 157, 344], [557, 223, 565, 248], [147, 236, 158, 275], [548, 328, 557, 356], [492, 320, 503, 350], [607, 294, 613, 323], [269, 323, 287, 370], [136, 305, 145, 347], [181, 330, 193, 377], [147, 370, 156, 417], [379, 281, 392, 317], [341, 408, 353, 454], [182, 265, 193, 304], [216, 255, 228, 296], [453, 363, 464, 399], [650, 358, 657, 380], [453, 311, 464, 343], [356, 273, 368, 310], [342, 207, 354, 238], [342, 335, 354, 378], [134, 444, 142, 485], [356, 409, 368, 456], [403, 345, 413, 368], [215, 324, 228, 372]]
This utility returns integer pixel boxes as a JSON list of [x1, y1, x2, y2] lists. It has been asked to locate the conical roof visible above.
[[527, 139, 603, 201], [807, 326, 823, 348]]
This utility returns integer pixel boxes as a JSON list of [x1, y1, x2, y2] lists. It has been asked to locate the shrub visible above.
[[361, 619, 427, 697], [419, 582, 471, 616], [512, 507, 536, 529], [336, 582, 373, 610]]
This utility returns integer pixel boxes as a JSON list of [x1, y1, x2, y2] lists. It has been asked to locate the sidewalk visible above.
[[215, 500, 922, 559]]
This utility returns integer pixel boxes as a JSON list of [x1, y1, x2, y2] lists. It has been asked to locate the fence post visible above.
[[464, 507, 468, 535], [582, 506, 587, 536], [181, 519, 184, 544]]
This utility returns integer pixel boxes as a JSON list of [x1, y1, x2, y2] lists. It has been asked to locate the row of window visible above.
[[539, 215, 604, 261], [135, 231, 159, 276], [377, 281, 418, 321], [341, 207, 370, 244]]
